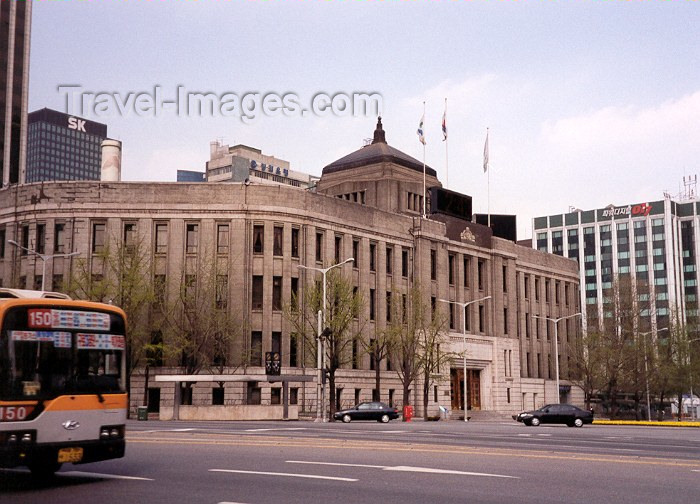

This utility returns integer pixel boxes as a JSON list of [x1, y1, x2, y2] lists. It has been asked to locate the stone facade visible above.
[[0, 122, 582, 419]]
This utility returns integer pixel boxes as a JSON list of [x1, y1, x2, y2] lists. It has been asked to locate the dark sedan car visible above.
[[334, 402, 400, 423], [513, 404, 594, 427]]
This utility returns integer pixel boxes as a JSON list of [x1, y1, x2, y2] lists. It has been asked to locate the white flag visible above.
[[483, 129, 489, 173]]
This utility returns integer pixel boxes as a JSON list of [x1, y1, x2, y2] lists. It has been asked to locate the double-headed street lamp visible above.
[[8, 240, 80, 291], [298, 257, 354, 422], [532, 312, 582, 404], [438, 295, 491, 422]]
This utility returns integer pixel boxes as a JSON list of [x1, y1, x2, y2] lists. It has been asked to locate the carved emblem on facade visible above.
[[460, 227, 476, 243]]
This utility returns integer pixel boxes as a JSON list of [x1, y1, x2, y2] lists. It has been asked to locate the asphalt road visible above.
[[2, 419, 699, 504]]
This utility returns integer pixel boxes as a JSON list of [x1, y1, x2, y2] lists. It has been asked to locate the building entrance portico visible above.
[[450, 368, 481, 411]]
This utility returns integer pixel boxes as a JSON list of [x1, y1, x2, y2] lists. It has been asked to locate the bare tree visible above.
[[284, 268, 365, 420], [419, 306, 451, 419], [66, 236, 155, 399], [157, 256, 244, 405], [386, 285, 431, 413]]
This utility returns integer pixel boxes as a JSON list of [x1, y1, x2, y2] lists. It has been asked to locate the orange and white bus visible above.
[[0, 290, 127, 476]]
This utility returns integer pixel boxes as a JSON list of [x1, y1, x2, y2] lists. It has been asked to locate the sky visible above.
[[29, 0, 700, 239]]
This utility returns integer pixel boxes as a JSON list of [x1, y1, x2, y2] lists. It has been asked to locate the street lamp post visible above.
[[298, 257, 354, 422], [637, 327, 667, 422], [438, 295, 491, 422], [8, 240, 80, 291], [687, 337, 700, 420], [532, 312, 582, 404]]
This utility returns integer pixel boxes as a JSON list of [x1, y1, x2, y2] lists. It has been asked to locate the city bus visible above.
[[0, 290, 127, 476]]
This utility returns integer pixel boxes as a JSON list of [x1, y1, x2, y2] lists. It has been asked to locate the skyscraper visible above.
[[1, 0, 32, 186], [26, 108, 107, 182]]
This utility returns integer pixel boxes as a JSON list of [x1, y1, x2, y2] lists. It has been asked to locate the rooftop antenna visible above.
[[683, 174, 697, 200]]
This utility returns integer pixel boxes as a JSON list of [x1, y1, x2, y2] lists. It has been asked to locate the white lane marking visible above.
[[135, 428, 197, 433], [244, 428, 308, 432], [59, 471, 153, 481], [386, 466, 519, 479], [287, 460, 384, 469], [692, 470, 700, 473], [210, 469, 357, 482], [286, 461, 518, 479]]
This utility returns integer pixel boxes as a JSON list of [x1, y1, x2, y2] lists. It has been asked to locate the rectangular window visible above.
[[252, 276, 263, 310], [479, 304, 484, 332], [465, 305, 471, 331], [123, 222, 136, 253], [216, 275, 228, 309], [369, 243, 376, 272], [272, 276, 282, 311], [21, 224, 29, 253], [463, 256, 471, 287], [448, 254, 455, 285], [186, 223, 199, 254], [402, 248, 408, 277], [291, 277, 299, 311], [449, 303, 455, 329], [353, 239, 360, 268], [272, 331, 281, 353], [352, 339, 359, 369], [545, 279, 550, 303], [54, 223, 65, 253], [271, 388, 281, 405], [155, 223, 168, 254], [36, 224, 46, 254], [250, 332, 263, 366], [502, 265, 507, 292], [92, 222, 106, 254], [247, 382, 261, 405], [217, 224, 230, 255], [290, 333, 298, 367], [253, 224, 264, 254], [431, 249, 437, 280], [535, 278, 540, 301], [334, 235, 342, 264], [315, 231, 323, 262], [386, 246, 393, 275], [291, 227, 300, 258], [524, 276, 530, 299], [477, 259, 485, 290], [274, 226, 283, 256], [52, 274, 63, 292], [369, 289, 376, 320], [504, 308, 508, 334], [154, 274, 166, 305], [386, 291, 392, 322]]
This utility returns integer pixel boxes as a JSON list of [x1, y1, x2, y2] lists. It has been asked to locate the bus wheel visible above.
[[29, 461, 62, 478]]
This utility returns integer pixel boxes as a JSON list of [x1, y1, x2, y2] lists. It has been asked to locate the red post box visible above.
[[403, 405, 413, 422]]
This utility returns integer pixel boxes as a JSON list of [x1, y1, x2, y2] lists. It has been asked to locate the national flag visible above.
[[417, 113, 426, 145], [442, 107, 447, 141], [483, 129, 489, 173]]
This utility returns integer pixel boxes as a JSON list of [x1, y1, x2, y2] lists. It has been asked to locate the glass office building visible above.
[[26, 108, 107, 182], [533, 198, 699, 332]]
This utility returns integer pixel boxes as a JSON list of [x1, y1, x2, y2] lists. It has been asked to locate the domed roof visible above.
[[322, 118, 437, 177]]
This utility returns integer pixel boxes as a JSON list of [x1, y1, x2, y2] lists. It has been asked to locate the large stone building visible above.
[[0, 119, 581, 418]]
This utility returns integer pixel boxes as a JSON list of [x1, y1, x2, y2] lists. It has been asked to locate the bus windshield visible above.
[[0, 306, 126, 401]]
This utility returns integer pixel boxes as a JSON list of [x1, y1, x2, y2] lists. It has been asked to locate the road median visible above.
[[593, 419, 700, 427]]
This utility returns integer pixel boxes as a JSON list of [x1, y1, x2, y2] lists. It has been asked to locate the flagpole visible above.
[[482, 127, 491, 229], [444, 97, 448, 189], [422, 101, 427, 219]]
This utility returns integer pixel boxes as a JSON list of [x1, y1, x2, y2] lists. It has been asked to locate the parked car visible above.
[[334, 402, 400, 423], [513, 404, 594, 427]]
